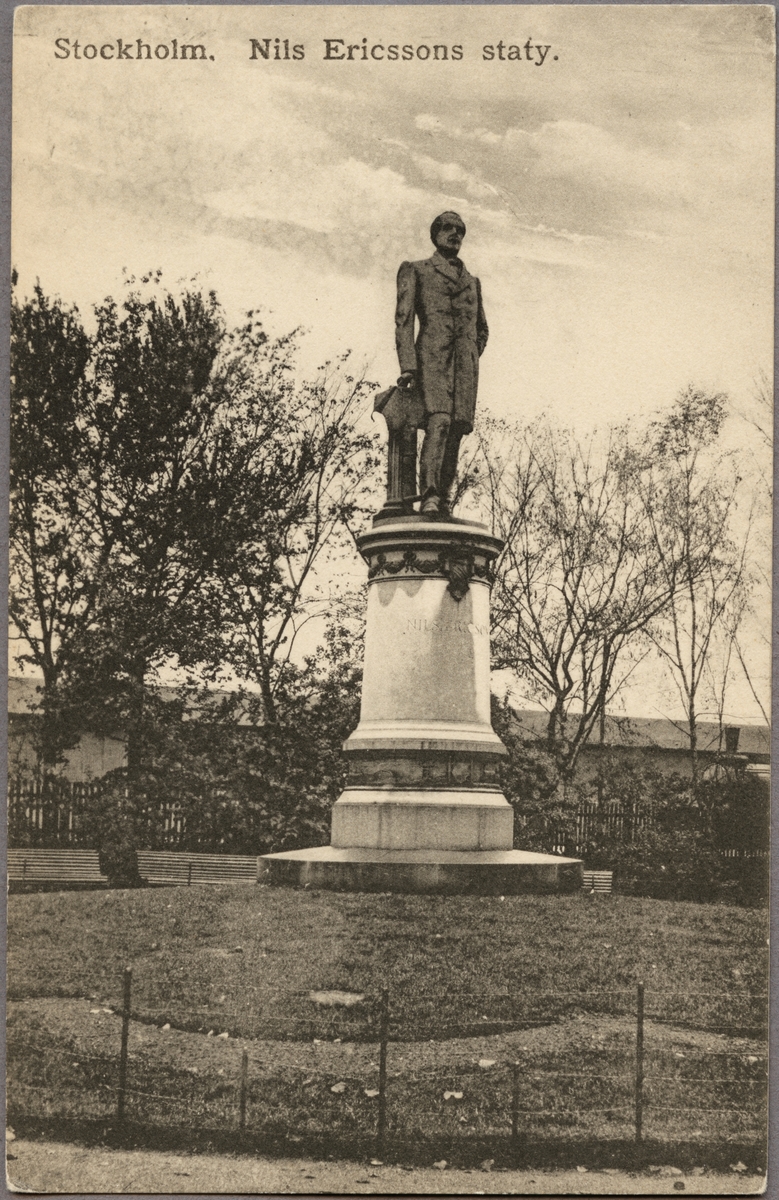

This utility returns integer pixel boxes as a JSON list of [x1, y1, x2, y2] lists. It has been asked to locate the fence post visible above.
[[239, 1049, 248, 1130], [635, 981, 644, 1146], [117, 967, 132, 1122], [187, 861, 193, 886], [377, 988, 390, 1157], [511, 1061, 520, 1146]]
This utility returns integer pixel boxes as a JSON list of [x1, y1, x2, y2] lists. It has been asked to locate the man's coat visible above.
[[395, 250, 489, 432]]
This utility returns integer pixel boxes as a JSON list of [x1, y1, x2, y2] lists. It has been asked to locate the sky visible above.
[[10, 4, 775, 722]]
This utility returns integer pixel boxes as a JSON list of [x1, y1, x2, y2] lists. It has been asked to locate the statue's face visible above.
[[434, 215, 465, 255]]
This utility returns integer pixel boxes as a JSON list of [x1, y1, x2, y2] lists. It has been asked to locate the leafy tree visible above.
[[134, 609, 365, 855], [10, 274, 230, 771], [491, 697, 563, 850], [10, 278, 91, 768], [703, 771, 770, 905], [61, 277, 228, 788], [10, 275, 381, 889], [11, 275, 381, 788], [610, 825, 724, 903]]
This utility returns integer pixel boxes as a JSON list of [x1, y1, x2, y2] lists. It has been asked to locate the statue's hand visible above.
[[397, 371, 417, 390]]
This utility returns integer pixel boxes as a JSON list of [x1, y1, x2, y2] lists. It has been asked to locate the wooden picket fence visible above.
[[8, 777, 769, 862], [8, 778, 188, 851], [7, 778, 103, 847]]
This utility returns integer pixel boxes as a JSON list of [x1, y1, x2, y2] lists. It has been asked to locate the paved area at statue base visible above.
[[258, 846, 583, 895]]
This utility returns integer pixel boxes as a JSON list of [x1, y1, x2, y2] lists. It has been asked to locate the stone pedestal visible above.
[[259, 516, 582, 894]]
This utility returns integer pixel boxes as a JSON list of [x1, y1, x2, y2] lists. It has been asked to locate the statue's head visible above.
[[430, 211, 466, 256]]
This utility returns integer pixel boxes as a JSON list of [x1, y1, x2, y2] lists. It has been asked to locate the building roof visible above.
[[508, 707, 770, 756], [8, 678, 770, 754], [7, 677, 262, 727]]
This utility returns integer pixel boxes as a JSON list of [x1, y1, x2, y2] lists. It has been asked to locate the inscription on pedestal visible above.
[[347, 749, 503, 790], [405, 617, 488, 637]]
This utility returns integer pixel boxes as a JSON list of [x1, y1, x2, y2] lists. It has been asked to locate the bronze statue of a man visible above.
[[395, 211, 488, 516]]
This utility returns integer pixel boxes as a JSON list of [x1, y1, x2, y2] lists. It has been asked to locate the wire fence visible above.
[[7, 970, 768, 1160]]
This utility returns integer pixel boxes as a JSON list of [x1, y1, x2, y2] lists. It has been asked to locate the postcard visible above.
[[8, 5, 773, 1195]]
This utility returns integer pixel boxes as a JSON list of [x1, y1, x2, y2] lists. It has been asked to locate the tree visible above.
[[10, 274, 382, 789], [491, 696, 563, 849], [479, 418, 674, 780], [640, 387, 754, 797], [197, 338, 381, 721], [12, 274, 240, 802], [10, 277, 92, 768], [131, 606, 366, 855], [738, 368, 773, 488], [727, 371, 772, 725]]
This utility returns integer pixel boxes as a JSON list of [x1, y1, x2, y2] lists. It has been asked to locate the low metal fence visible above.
[[7, 970, 767, 1163]]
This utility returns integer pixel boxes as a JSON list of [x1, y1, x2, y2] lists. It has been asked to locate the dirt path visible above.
[[6, 1139, 766, 1195]]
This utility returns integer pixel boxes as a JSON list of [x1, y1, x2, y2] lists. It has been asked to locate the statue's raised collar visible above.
[[431, 250, 466, 281]]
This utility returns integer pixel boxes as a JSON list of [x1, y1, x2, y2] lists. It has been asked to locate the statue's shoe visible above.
[[420, 496, 440, 515]]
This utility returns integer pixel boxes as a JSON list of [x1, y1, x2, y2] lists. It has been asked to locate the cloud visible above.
[[203, 190, 337, 233], [524, 222, 603, 247], [625, 229, 663, 243], [415, 113, 443, 133], [411, 154, 496, 200], [406, 112, 696, 238], [415, 112, 501, 146], [503, 120, 694, 202], [411, 154, 468, 185], [409, 108, 764, 227]]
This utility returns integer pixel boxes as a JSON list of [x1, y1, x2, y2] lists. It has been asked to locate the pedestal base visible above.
[[257, 516, 583, 896], [258, 846, 583, 895], [332, 789, 514, 850]]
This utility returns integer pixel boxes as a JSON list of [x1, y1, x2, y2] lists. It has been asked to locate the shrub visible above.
[[610, 826, 724, 902], [83, 773, 144, 887], [703, 772, 770, 906], [136, 649, 363, 855], [490, 713, 768, 906], [491, 698, 564, 852]]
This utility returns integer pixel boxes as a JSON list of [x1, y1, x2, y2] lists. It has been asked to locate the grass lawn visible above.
[[7, 885, 769, 1166]]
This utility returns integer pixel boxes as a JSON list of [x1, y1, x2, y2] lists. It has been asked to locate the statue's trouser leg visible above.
[[419, 412, 451, 499], [385, 430, 403, 506], [400, 424, 418, 509], [439, 424, 464, 506]]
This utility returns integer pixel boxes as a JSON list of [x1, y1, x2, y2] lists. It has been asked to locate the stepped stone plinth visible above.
[[259, 516, 582, 894]]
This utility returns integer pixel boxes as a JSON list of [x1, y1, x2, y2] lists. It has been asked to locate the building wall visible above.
[[507, 711, 770, 789], [8, 716, 126, 783], [573, 745, 713, 784]]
